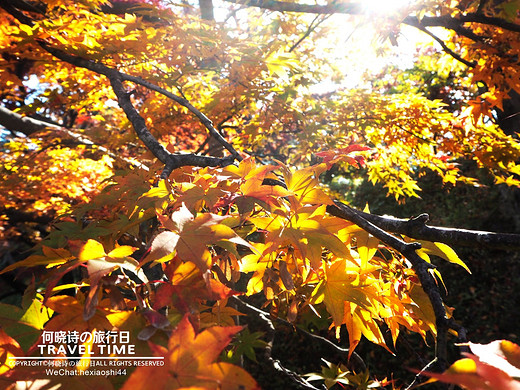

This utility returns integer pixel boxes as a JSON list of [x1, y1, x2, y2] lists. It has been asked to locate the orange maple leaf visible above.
[[315, 144, 371, 169], [121, 315, 259, 390], [142, 203, 255, 271]]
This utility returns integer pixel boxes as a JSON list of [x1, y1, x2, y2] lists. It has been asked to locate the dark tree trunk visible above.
[[494, 89, 520, 137], [199, 0, 215, 20]]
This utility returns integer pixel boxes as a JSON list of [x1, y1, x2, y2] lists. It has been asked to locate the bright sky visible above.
[[323, 23, 433, 89], [363, 0, 411, 14], [213, 0, 431, 91]]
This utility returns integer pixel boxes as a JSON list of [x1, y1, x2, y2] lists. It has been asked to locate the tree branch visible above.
[[220, 0, 518, 72], [403, 15, 489, 44], [231, 296, 326, 390], [108, 75, 172, 165], [326, 200, 468, 372], [221, 0, 520, 40], [38, 44, 238, 174], [0, 37, 239, 177], [0, 105, 61, 135], [405, 23, 477, 68], [416, 13, 520, 35], [342, 208, 520, 251], [121, 73, 242, 161], [0, 105, 150, 170], [1, 1, 243, 173], [222, 0, 362, 14], [230, 295, 367, 372], [288, 14, 330, 53]]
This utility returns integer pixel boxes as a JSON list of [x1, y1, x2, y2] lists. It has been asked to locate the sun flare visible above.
[[362, 0, 411, 15]]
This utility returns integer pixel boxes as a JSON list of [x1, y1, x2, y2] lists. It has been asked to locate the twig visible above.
[[231, 296, 367, 371], [404, 21, 476, 68], [121, 73, 242, 161], [231, 296, 325, 389], [405, 358, 438, 390], [289, 15, 330, 53]]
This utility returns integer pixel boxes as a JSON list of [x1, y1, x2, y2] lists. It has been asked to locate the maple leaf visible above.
[[121, 315, 259, 390], [281, 164, 334, 206], [221, 158, 291, 212], [72, 239, 145, 321], [44, 295, 113, 332], [468, 340, 520, 379], [315, 145, 372, 169], [236, 174, 291, 212], [0, 328, 24, 375], [142, 203, 254, 271], [238, 243, 273, 295], [249, 205, 349, 270], [421, 353, 520, 390], [152, 259, 241, 317], [417, 240, 471, 273], [0, 298, 53, 351], [200, 299, 245, 328], [311, 258, 393, 354], [311, 259, 379, 326]]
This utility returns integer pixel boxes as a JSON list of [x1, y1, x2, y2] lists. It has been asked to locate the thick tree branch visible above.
[[0, 1, 242, 174], [223, 0, 362, 14], [0, 105, 150, 170], [220, 0, 518, 72], [221, 0, 520, 39], [403, 15, 489, 44], [345, 209, 520, 251], [32, 42, 175, 166], [0, 0, 45, 14], [199, 0, 215, 20], [3, 40, 238, 174], [0, 0, 35, 24], [411, 13, 520, 35], [39, 42, 242, 161], [40, 45, 237, 174], [121, 73, 242, 161], [0, 105, 61, 135], [108, 75, 172, 165], [265, 177, 520, 249]]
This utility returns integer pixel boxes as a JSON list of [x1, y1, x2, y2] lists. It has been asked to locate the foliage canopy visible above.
[[1, 0, 520, 389]]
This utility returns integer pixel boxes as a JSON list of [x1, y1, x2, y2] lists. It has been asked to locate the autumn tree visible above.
[[1, 0, 520, 389]]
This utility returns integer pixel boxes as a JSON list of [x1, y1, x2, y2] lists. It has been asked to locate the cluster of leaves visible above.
[[1, 0, 520, 224], [0, 135, 114, 239], [1, 0, 520, 389], [1, 155, 465, 389]]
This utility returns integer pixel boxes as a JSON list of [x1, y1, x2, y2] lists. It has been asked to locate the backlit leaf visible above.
[[121, 315, 259, 390]]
